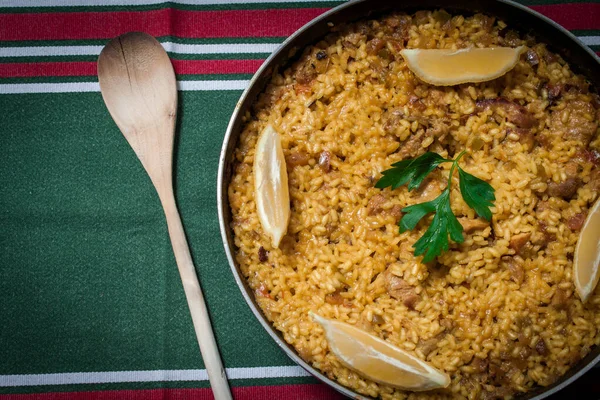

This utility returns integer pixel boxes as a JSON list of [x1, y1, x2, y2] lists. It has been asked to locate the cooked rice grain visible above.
[[228, 10, 600, 400]]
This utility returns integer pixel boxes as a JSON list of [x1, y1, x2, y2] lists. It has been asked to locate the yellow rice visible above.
[[228, 10, 600, 399]]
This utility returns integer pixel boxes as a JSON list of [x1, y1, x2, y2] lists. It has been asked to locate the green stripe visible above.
[[515, 0, 595, 4], [176, 73, 253, 80], [571, 29, 600, 37], [0, 36, 285, 48], [0, 1, 343, 14]]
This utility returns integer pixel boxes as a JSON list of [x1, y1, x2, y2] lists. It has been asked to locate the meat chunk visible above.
[[548, 161, 582, 199], [258, 246, 268, 263], [509, 127, 536, 150], [294, 61, 317, 85], [366, 37, 386, 55], [574, 149, 600, 166], [547, 83, 563, 102], [325, 290, 345, 306], [425, 118, 449, 140], [385, 272, 419, 309], [476, 97, 536, 128], [382, 107, 426, 134], [369, 58, 389, 81], [500, 29, 522, 47], [389, 204, 403, 220], [439, 318, 454, 331], [536, 221, 556, 248], [547, 177, 582, 199], [417, 335, 443, 356], [295, 83, 312, 95], [458, 217, 490, 233], [408, 95, 426, 112], [516, 344, 532, 363], [398, 130, 426, 159], [590, 169, 600, 191], [286, 151, 310, 168], [504, 257, 525, 284], [510, 232, 531, 254], [567, 212, 587, 231], [510, 263, 524, 285], [551, 288, 569, 310], [401, 293, 419, 310], [535, 338, 549, 356], [543, 83, 578, 103], [394, 16, 411, 43], [342, 31, 365, 49], [318, 151, 331, 173], [481, 386, 516, 400], [367, 194, 386, 216], [470, 357, 489, 373], [549, 100, 598, 145], [383, 108, 404, 134], [398, 120, 448, 160]]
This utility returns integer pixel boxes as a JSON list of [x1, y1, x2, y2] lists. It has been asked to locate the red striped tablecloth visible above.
[[0, 1, 598, 399]]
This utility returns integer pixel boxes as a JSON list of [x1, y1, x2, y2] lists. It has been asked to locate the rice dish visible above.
[[227, 10, 600, 399]]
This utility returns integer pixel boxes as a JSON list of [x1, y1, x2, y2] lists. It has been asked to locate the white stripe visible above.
[[178, 79, 249, 90], [580, 36, 600, 46], [0, 42, 280, 58], [0, 82, 101, 94], [0, 37, 596, 59], [0, 366, 310, 387], [0, 80, 249, 94], [0, 0, 336, 6]]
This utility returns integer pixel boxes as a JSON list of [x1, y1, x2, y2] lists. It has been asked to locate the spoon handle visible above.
[[161, 193, 232, 400]]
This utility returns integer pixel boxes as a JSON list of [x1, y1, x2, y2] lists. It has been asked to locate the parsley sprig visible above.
[[375, 151, 495, 262]]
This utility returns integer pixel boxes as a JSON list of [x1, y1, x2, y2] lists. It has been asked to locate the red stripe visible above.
[[0, 4, 598, 42], [0, 59, 264, 77], [0, 9, 328, 41], [0, 384, 345, 400], [530, 3, 600, 30]]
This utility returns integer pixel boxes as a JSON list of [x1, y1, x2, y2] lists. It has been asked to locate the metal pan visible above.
[[217, 1, 600, 398]]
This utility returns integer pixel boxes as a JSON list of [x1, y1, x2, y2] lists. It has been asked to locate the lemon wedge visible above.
[[574, 199, 600, 303], [400, 46, 526, 86], [254, 124, 290, 248], [310, 312, 451, 391]]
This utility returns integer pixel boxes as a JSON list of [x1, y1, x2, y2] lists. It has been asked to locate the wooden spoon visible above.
[[97, 32, 232, 400]]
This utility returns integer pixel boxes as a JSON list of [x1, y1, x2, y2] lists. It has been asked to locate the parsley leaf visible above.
[[458, 167, 496, 221], [410, 190, 465, 263], [375, 152, 449, 191], [400, 189, 465, 263], [375, 150, 495, 262]]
